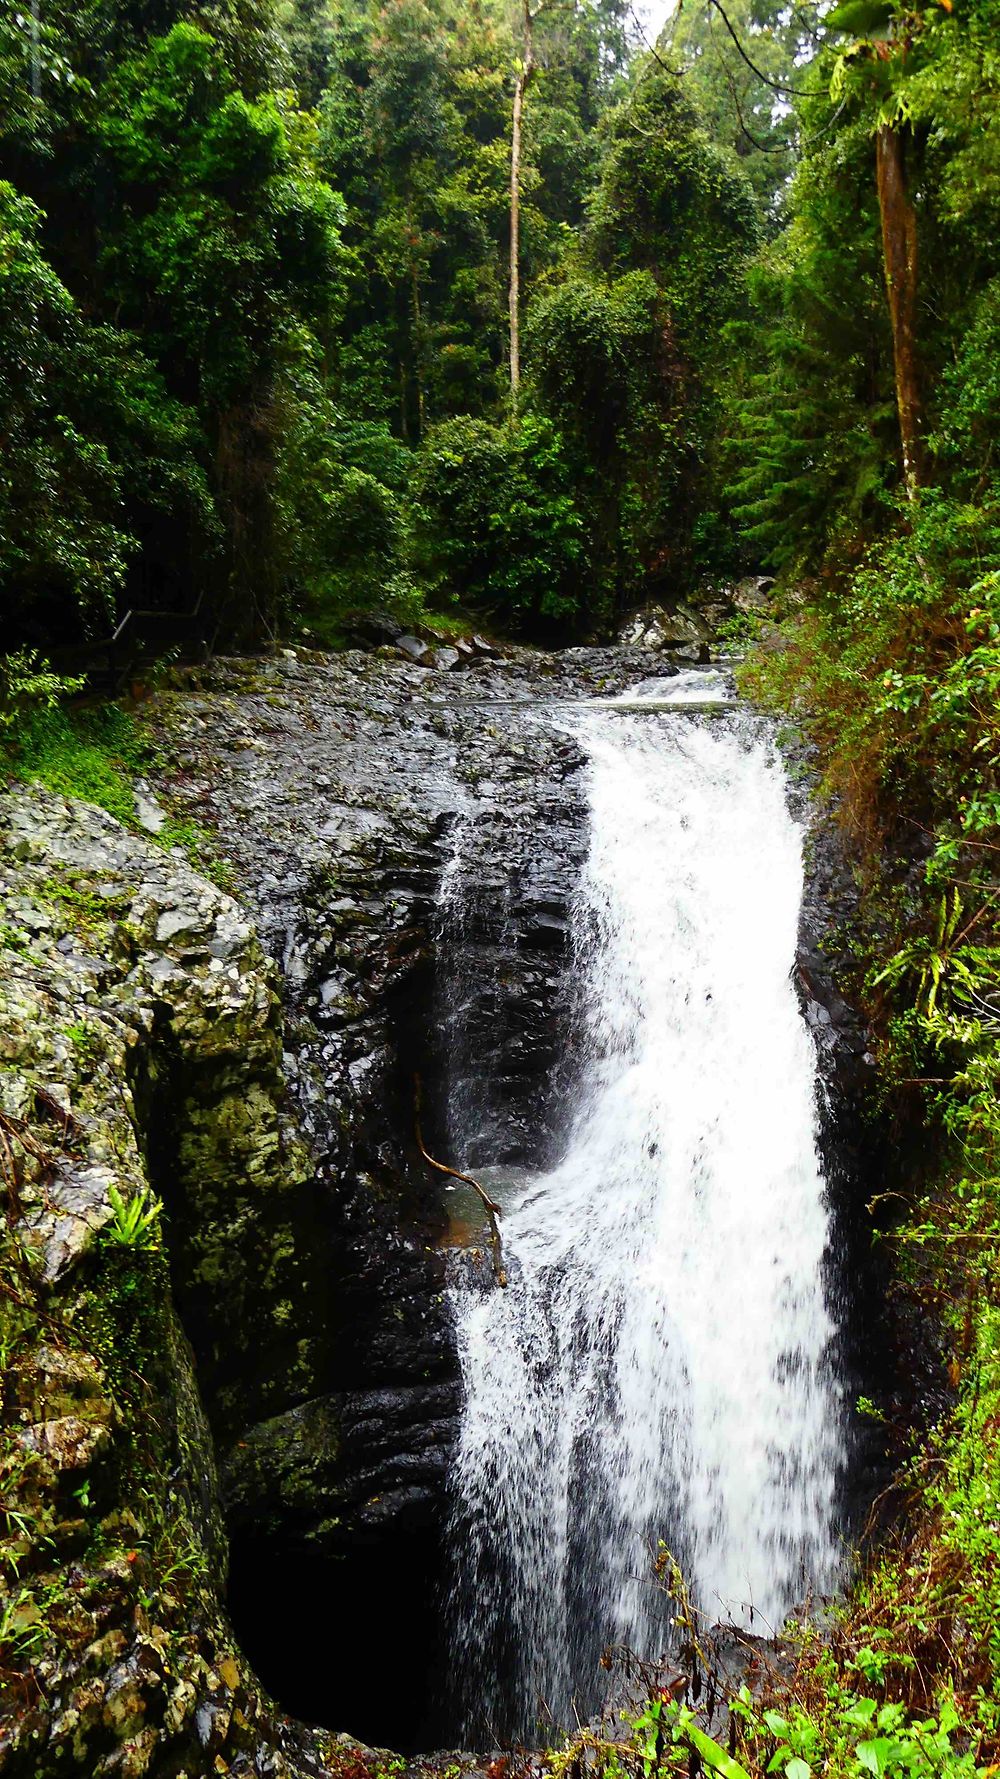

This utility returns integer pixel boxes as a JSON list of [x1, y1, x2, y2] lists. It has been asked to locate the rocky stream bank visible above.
[[0, 635, 878, 1777]]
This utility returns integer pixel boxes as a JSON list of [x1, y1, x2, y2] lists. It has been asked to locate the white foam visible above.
[[445, 708, 843, 1738]]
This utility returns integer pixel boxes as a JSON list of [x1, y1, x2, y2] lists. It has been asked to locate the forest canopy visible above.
[[0, 0, 764, 647], [2, 0, 1000, 652]]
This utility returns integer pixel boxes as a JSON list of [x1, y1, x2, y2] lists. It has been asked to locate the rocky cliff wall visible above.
[[0, 786, 424, 1776]]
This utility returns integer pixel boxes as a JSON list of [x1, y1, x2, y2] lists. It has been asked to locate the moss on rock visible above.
[[0, 785, 459, 1778]]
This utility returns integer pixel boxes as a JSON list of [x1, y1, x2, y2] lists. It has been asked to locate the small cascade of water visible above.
[[443, 703, 844, 1743]]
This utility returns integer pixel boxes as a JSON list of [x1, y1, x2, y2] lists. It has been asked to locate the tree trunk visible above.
[[410, 257, 426, 439], [509, 0, 535, 405], [876, 122, 924, 495], [408, 196, 426, 440]]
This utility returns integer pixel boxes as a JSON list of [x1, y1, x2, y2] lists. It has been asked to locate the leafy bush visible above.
[[0, 653, 84, 740], [275, 344, 414, 638], [103, 1184, 163, 1253], [741, 492, 1000, 852], [0, 185, 133, 631], [6, 703, 146, 827], [0, 179, 222, 641], [410, 413, 586, 632], [529, 270, 697, 606]]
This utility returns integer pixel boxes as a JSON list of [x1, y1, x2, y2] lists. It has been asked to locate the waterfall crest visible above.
[[443, 703, 844, 1741]]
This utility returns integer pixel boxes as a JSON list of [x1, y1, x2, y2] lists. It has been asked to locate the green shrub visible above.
[[0, 651, 84, 739], [410, 413, 586, 632], [103, 1183, 163, 1252], [7, 703, 146, 827]]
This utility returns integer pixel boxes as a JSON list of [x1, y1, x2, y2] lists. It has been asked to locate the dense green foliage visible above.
[[1, 0, 768, 644], [411, 413, 585, 626], [1, 0, 349, 640], [662, 0, 814, 224]]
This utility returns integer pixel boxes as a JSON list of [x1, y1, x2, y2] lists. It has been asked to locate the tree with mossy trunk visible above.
[[826, 0, 958, 495]]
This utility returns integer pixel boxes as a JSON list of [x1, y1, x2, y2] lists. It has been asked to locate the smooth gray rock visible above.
[[617, 603, 707, 650], [731, 574, 776, 613], [134, 789, 168, 834], [396, 634, 431, 662]]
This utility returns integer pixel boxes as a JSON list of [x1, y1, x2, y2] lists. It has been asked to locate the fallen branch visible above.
[[0, 1109, 54, 1166], [0, 1117, 22, 1220], [33, 1085, 83, 1144], [413, 1074, 507, 1288], [0, 1108, 62, 1222]]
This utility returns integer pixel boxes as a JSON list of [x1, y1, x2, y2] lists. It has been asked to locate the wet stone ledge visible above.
[[147, 646, 680, 1561]]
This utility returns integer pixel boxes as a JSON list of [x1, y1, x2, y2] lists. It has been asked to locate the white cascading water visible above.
[[444, 697, 843, 1742]]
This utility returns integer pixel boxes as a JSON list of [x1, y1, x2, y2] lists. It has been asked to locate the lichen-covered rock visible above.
[[616, 602, 710, 653], [0, 786, 464, 1777]]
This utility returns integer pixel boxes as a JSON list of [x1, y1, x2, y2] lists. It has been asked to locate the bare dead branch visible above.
[[413, 1074, 507, 1287]]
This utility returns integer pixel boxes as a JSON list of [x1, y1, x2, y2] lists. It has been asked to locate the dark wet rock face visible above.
[[145, 646, 880, 1750], [154, 652, 647, 1542], [431, 732, 589, 1169], [149, 644, 682, 1747], [781, 742, 891, 1541]]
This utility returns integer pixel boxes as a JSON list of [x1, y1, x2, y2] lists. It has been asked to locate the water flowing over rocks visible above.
[[145, 647, 683, 1692], [443, 700, 850, 1742], [0, 641, 880, 1771]]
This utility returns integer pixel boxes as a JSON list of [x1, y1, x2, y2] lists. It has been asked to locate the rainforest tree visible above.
[[1, 0, 345, 641], [0, 0, 776, 646]]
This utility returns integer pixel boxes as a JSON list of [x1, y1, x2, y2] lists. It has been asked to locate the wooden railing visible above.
[[53, 590, 215, 692]]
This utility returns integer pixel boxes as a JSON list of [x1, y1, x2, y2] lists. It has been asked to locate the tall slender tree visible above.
[[508, 0, 535, 399], [826, 0, 958, 492], [875, 114, 924, 491]]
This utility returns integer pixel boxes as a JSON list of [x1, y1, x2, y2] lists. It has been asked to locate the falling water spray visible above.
[[443, 701, 844, 1740]]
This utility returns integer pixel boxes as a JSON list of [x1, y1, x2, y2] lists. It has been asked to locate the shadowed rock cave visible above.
[[135, 921, 468, 1748], [213, 854, 586, 1748], [227, 1528, 452, 1752], [169, 768, 595, 1751]]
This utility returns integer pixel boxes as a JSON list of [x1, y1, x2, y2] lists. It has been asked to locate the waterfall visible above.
[[442, 698, 844, 1743]]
